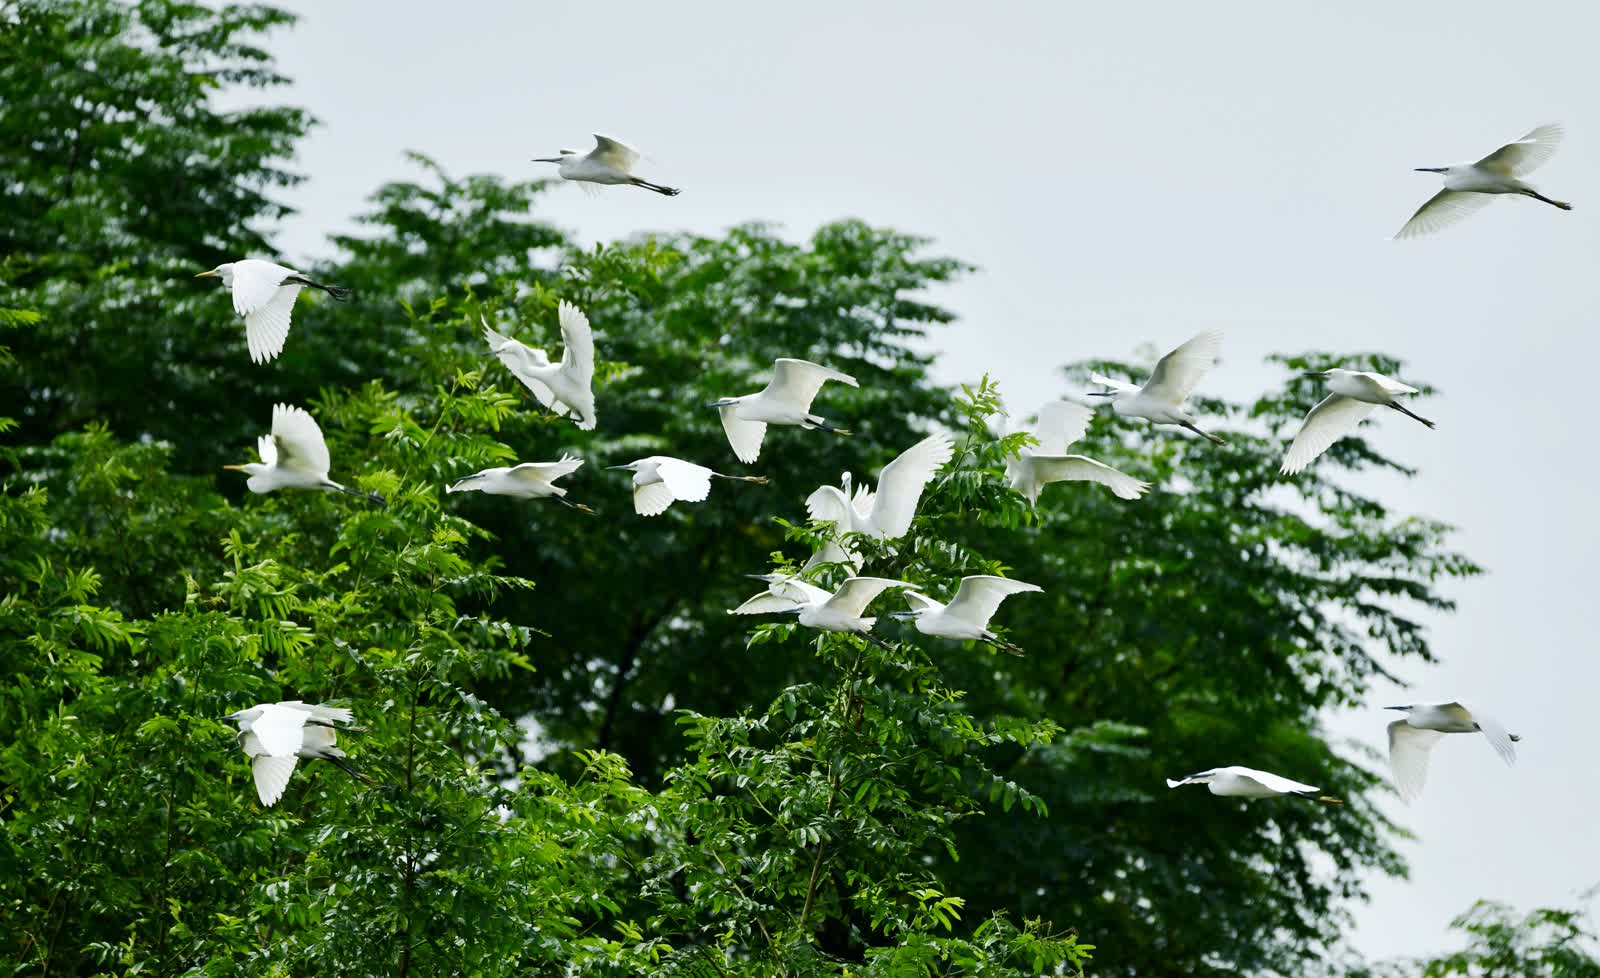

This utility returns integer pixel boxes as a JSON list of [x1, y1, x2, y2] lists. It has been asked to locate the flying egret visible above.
[[445, 456, 592, 513], [482, 302, 597, 430], [1089, 331, 1227, 445], [1166, 766, 1341, 804], [196, 259, 352, 364], [732, 574, 910, 639], [1004, 400, 1150, 504], [888, 575, 1043, 655], [606, 456, 767, 516], [221, 701, 366, 806], [708, 358, 858, 464], [533, 134, 680, 196], [1395, 124, 1571, 239], [224, 404, 383, 505], [1384, 702, 1520, 803], [1280, 368, 1434, 475], [803, 432, 954, 571]]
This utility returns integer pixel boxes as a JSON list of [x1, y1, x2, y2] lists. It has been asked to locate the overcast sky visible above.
[[237, 0, 1600, 961]]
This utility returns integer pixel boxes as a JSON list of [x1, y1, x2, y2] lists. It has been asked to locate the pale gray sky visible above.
[[241, 0, 1600, 961]]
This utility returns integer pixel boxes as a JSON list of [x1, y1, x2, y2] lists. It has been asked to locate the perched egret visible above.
[[1089, 331, 1226, 445], [803, 432, 954, 571], [446, 456, 592, 512], [1004, 400, 1149, 504], [225, 403, 383, 505], [533, 134, 680, 196], [1280, 369, 1434, 475], [1166, 766, 1341, 804], [196, 259, 352, 364], [888, 575, 1043, 655], [1385, 702, 1520, 803], [1395, 124, 1571, 239], [607, 456, 767, 516], [732, 574, 910, 639], [709, 358, 858, 464], [483, 301, 597, 430], [221, 701, 366, 807]]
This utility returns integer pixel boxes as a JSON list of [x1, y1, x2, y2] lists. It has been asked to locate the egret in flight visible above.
[[1166, 766, 1341, 804], [1005, 400, 1150, 504], [225, 404, 383, 504], [804, 432, 954, 570], [1385, 702, 1519, 803], [221, 701, 366, 807], [196, 259, 351, 364], [483, 301, 597, 429], [1395, 124, 1571, 239], [889, 575, 1042, 655], [1280, 368, 1434, 475], [709, 358, 858, 464], [446, 456, 592, 512], [732, 574, 910, 639], [533, 134, 680, 196], [1089, 331, 1226, 445], [607, 456, 767, 516]]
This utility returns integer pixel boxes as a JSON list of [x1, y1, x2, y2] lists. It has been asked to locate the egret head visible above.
[[1301, 369, 1332, 380], [840, 471, 853, 493], [195, 263, 234, 286], [218, 707, 258, 724]]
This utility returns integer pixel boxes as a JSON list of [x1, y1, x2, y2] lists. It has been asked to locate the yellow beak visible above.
[[195, 270, 219, 278], [222, 464, 245, 471]]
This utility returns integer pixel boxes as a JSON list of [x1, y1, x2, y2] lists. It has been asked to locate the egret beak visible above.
[[1382, 705, 1409, 711], [532, 157, 563, 164], [222, 464, 245, 471], [195, 269, 220, 278], [1302, 371, 1330, 379], [887, 611, 916, 620], [606, 465, 632, 471], [1414, 167, 1447, 173], [745, 574, 780, 583], [1086, 391, 1115, 398]]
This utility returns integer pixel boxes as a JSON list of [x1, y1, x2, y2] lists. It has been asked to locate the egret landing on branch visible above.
[[1385, 702, 1520, 803], [733, 574, 910, 642], [1089, 330, 1226, 445], [608, 456, 767, 516], [1004, 400, 1149, 504], [483, 301, 597, 430], [804, 431, 954, 571], [1395, 124, 1571, 239], [533, 134, 680, 196], [225, 404, 383, 505], [196, 259, 352, 364], [708, 358, 858, 464], [221, 701, 368, 807], [1280, 368, 1433, 475], [889, 575, 1043, 655], [1166, 766, 1342, 805], [446, 456, 592, 513]]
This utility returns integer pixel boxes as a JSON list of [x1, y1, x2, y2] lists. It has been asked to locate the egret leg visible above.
[[1386, 402, 1435, 429], [1179, 421, 1226, 446], [286, 276, 354, 301], [1522, 189, 1573, 211], [553, 496, 595, 516], [628, 177, 681, 196]]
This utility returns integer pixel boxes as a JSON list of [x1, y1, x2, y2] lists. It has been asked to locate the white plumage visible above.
[[222, 700, 360, 807], [608, 456, 766, 516], [483, 301, 597, 430], [710, 358, 859, 464], [1165, 765, 1328, 801], [1384, 702, 1519, 803], [1280, 368, 1433, 475], [196, 258, 351, 363], [446, 456, 590, 511], [533, 134, 681, 196], [1004, 400, 1149, 504], [732, 574, 910, 636], [804, 432, 954, 570], [1395, 124, 1571, 239], [1089, 331, 1226, 445], [892, 575, 1043, 654], [225, 403, 381, 504]]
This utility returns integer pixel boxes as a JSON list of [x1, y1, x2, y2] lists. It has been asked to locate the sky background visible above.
[[233, 0, 1600, 961]]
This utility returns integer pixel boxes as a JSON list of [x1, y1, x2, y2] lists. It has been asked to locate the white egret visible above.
[[803, 432, 954, 571], [483, 301, 597, 430], [221, 701, 365, 807], [1166, 766, 1341, 804], [1395, 124, 1571, 239], [445, 456, 592, 513], [1004, 400, 1149, 504], [732, 574, 910, 640], [888, 575, 1043, 655], [607, 456, 767, 516], [1089, 331, 1226, 445], [533, 134, 680, 196], [1384, 702, 1520, 803], [196, 258, 351, 364], [709, 358, 858, 464], [224, 403, 383, 504], [1280, 368, 1434, 475]]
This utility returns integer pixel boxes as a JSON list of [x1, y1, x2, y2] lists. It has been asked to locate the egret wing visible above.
[[902, 590, 942, 613], [1236, 767, 1318, 795], [762, 358, 859, 412], [1388, 720, 1443, 803], [943, 575, 1043, 629], [483, 319, 564, 413], [250, 705, 309, 757], [802, 538, 864, 574], [1476, 123, 1563, 177], [1144, 330, 1223, 404], [868, 432, 955, 539], [1088, 373, 1140, 394], [805, 484, 852, 527], [556, 300, 595, 388], [256, 433, 278, 467], [718, 406, 766, 464], [1393, 189, 1492, 239], [1471, 709, 1517, 766], [1165, 770, 1214, 788], [633, 481, 677, 516], [1031, 400, 1093, 455], [1354, 371, 1419, 395], [252, 754, 299, 806], [1279, 394, 1377, 475], [245, 283, 301, 364], [655, 457, 713, 503], [270, 404, 332, 477], [508, 456, 583, 486], [590, 134, 640, 172], [229, 261, 294, 316], [1029, 454, 1150, 500], [729, 591, 803, 615], [279, 701, 354, 725], [824, 577, 910, 617]]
